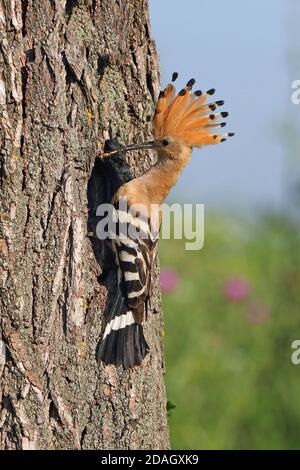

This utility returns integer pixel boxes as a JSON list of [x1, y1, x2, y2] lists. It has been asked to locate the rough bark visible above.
[[0, 0, 169, 450]]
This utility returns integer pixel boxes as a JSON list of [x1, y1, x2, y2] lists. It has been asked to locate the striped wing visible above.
[[112, 200, 159, 318], [98, 198, 158, 368]]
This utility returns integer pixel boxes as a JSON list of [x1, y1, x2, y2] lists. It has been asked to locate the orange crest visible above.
[[153, 73, 234, 147]]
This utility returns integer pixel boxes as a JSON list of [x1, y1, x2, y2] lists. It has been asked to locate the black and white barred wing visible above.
[[116, 236, 156, 313], [113, 201, 159, 309], [97, 201, 159, 368]]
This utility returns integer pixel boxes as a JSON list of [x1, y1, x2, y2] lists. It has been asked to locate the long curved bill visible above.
[[97, 140, 168, 159]]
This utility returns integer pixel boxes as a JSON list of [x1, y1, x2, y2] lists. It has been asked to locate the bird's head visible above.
[[153, 73, 234, 155], [99, 73, 234, 160]]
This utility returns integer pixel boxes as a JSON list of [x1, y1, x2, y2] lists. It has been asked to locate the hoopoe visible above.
[[97, 73, 234, 369]]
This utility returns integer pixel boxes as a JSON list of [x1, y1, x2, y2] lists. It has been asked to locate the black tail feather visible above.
[[97, 291, 149, 369], [104, 329, 118, 365], [134, 323, 147, 364], [98, 322, 149, 369], [126, 322, 136, 369], [116, 328, 125, 367]]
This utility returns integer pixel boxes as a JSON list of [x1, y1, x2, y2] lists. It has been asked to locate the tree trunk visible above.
[[0, 0, 169, 450]]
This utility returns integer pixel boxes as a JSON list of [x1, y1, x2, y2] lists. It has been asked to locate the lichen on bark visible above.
[[0, 0, 169, 450]]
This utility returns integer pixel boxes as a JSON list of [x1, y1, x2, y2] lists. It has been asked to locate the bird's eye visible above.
[[161, 139, 169, 147]]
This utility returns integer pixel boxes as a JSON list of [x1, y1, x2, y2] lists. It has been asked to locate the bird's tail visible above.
[[97, 291, 149, 369]]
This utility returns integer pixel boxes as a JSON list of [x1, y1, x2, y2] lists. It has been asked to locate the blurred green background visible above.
[[159, 214, 300, 449], [149, 0, 300, 449]]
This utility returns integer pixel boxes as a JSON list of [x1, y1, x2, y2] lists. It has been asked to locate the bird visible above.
[[97, 73, 234, 369]]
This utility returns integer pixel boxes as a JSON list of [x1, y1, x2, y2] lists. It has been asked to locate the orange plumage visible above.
[[153, 74, 234, 148]]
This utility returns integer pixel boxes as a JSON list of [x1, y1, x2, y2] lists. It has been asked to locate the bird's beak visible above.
[[98, 140, 168, 159]]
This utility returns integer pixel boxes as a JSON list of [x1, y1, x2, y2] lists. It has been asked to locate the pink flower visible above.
[[223, 277, 251, 302], [160, 268, 180, 293]]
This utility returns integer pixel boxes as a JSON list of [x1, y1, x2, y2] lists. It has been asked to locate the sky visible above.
[[149, 0, 298, 212]]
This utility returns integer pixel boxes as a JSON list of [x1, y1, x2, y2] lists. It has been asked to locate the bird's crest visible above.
[[153, 72, 234, 147]]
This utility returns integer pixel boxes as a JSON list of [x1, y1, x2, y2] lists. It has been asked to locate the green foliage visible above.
[[159, 214, 300, 450], [167, 400, 177, 417]]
